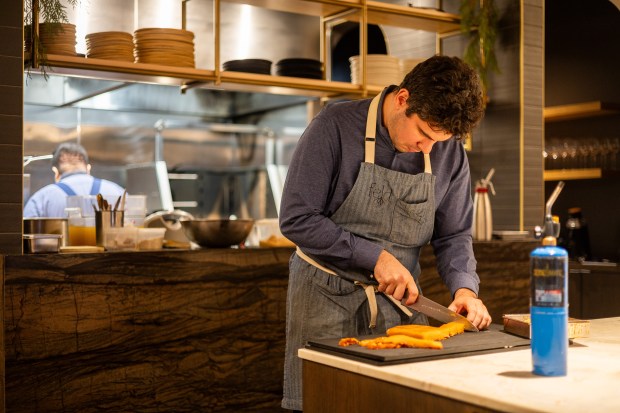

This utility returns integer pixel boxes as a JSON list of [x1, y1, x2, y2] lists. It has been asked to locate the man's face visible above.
[[385, 89, 453, 154]]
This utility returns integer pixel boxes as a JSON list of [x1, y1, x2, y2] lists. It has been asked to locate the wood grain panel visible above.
[[4, 249, 293, 413], [303, 360, 499, 413]]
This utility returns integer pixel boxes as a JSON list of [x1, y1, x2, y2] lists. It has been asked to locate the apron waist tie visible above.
[[296, 247, 413, 329]]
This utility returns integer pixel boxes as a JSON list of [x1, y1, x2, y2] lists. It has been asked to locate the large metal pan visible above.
[[23, 218, 69, 247], [180, 218, 254, 248]]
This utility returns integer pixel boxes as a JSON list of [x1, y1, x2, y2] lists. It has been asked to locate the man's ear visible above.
[[86, 164, 92, 174], [52, 166, 60, 182], [395, 88, 410, 108]]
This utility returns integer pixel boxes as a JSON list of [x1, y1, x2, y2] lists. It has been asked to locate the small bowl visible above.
[[180, 219, 254, 248]]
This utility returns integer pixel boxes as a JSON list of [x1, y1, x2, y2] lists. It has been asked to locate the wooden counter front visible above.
[[2, 248, 293, 413]]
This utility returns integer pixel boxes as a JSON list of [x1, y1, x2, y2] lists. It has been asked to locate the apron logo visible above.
[[410, 209, 425, 224], [369, 182, 392, 206]]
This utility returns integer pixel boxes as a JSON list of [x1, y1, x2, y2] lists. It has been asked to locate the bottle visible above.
[[530, 235, 568, 376], [565, 207, 591, 262], [472, 168, 495, 241]]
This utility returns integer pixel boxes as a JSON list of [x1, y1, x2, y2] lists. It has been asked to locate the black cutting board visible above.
[[305, 324, 530, 365]]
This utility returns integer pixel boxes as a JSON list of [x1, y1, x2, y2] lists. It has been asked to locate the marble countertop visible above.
[[299, 317, 620, 413]]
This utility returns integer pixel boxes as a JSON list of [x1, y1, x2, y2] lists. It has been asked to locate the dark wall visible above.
[[0, 1, 23, 255], [444, 0, 544, 232], [545, 0, 620, 261]]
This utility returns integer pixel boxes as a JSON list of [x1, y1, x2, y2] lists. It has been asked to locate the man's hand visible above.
[[448, 288, 492, 330], [373, 250, 419, 306]]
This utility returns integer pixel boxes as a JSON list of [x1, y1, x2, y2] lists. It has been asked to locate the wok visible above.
[[180, 218, 254, 248]]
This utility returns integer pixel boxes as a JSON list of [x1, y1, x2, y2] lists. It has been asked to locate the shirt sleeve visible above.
[[430, 143, 480, 297], [23, 193, 43, 217], [279, 110, 384, 272]]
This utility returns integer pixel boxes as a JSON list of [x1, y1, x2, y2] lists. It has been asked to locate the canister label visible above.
[[531, 256, 566, 307]]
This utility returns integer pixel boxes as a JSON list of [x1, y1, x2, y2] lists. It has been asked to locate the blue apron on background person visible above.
[[55, 177, 102, 196], [282, 93, 437, 411]]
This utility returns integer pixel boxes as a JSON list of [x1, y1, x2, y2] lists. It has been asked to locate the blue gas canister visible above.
[[530, 236, 568, 376]]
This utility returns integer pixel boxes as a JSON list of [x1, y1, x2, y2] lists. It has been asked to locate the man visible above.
[[24, 142, 125, 217], [279, 55, 493, 411]]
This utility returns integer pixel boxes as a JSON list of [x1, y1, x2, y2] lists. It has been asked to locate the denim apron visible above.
[[282, 93, 436, 411]]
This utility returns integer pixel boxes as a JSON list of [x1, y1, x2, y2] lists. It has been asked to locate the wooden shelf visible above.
[[43, 54, 216, 87], [222, 0, 359, 18], [224, 0, 460, 32], [40, 55, 370, 98], [365, 1, 460, 33], [39, 54, 408, 98], [544, 101, 620, 122], [217, 71, 362, 97], [543, 168, 602, 181], [34, 1, 460, 99]]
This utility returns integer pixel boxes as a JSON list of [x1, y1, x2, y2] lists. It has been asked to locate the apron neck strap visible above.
[[364, 94, 381, 164], [364, 93, 433, 174], [424, 153, 432, 174]]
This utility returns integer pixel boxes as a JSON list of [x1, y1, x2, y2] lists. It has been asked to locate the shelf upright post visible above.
[[31, 0, 40, 69], [214, 0, 221, 85], [321, 15, 328, 81], [360, 0, 368, 97]]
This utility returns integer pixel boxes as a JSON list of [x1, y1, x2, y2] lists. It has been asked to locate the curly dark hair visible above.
[[398, 55, 485, 138]]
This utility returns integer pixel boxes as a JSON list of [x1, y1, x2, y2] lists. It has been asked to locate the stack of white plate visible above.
[[399, 58, 425, 81], [133, 28, 195, 68], [349, 54, 400, 86], [86, 31, 134, 62], [37, 23, 76, 56]]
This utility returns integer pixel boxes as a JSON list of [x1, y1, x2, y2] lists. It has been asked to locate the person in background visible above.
[[279, 55, 493, 411], [23, 142, 125, 217]]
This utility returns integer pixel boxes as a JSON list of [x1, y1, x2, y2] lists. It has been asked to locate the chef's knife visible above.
[[406, 295, 479, 332]]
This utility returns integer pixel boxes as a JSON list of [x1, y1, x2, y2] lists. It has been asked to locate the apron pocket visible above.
[[304, 271, 368, 337], [390, 199, 434, 246]]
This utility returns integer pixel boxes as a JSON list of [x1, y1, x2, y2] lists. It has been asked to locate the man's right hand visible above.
[[373, 250, 419, 306]]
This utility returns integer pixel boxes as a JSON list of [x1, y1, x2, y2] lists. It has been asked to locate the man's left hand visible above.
[[448, 288, 492, 330]]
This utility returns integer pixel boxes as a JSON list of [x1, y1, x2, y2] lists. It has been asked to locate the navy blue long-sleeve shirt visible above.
[[279, 87, 480, 296]]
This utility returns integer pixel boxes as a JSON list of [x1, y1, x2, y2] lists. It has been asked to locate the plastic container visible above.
[[136, 227, 166, 250], [123, 195, 147, 227], [530, 237, 569, 376], [67, 194, 147, 221], [247, 218, 295, 248], [66, 207, 96, 246], [68, 217, 97, 246], [102, 227, 138, 251]]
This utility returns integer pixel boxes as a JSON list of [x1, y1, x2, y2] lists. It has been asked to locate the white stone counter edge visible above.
[[298, 318, 620, 413]]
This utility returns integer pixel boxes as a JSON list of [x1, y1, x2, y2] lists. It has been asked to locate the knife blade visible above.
[[406, 295, 479, 332]]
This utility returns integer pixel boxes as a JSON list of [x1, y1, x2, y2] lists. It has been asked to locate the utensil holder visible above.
[[96, 210, 124, 247]]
